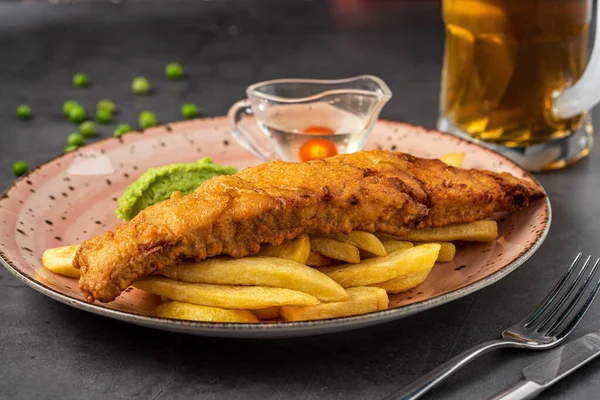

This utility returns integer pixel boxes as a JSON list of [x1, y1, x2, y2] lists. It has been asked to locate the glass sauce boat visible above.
[[228, 75, 392, 162]]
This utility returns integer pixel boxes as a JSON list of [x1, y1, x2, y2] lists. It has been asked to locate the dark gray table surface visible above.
[[1, 1, 599, 399]]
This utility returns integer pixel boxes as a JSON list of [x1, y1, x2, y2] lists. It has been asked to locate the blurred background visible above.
[[0, 0, 445, 184]]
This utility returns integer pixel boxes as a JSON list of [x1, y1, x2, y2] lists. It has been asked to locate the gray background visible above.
[[1, 1, 599, 399]]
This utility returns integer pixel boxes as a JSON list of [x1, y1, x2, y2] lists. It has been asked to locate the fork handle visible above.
[[383, 339, 519, 400]]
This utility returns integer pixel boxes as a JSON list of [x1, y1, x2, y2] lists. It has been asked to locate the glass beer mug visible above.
[[438, 0, 600, 171]]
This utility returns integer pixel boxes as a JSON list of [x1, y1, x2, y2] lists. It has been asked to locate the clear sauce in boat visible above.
[[258, 103, 368, 162]]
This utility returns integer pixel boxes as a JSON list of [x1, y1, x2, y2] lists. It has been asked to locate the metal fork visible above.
[[383, 253, 600, 400]]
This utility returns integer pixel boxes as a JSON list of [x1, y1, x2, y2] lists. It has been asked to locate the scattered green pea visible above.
[[138, 111, 158, 129], [165, 63, 184, 80], [16, 104, 32, 120], [73, 73, 89, 88], [67, 132, 85, 147], [79, 121, 97, 138], [63, 100, 79, 116], [113, 123, 132, 137], [68, 105, 86, 123], [96, 109, 112, 124], [12, 161, 29, 177], [181, 103, 198, 119], [132, 77, 151, 94], [64, 144, 79, 153], [97, 99, 116, 113]]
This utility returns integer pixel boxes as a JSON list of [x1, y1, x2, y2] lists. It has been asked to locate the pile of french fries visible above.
[[41, 152, 500, 324], [42, 221, 498, 323]]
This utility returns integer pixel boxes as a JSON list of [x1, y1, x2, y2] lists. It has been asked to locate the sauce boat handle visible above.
[[228, 99, 278, 162]]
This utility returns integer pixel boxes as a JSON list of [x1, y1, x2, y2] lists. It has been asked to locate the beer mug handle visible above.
[[553, 5, 600, 119], [227, 99, 279, 162]]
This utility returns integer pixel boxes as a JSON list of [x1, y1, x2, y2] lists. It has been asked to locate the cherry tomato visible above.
[[303, 126, 335, 135], [299, 138, 338, 162]]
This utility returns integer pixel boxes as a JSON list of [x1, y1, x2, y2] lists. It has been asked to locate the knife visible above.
[[489, 331, 600, 400]]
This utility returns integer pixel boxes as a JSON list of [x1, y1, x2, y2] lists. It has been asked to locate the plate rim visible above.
[[0, 117, 552, 337]]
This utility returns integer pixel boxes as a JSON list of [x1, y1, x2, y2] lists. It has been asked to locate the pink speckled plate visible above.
[[0, 117, 550, 338]]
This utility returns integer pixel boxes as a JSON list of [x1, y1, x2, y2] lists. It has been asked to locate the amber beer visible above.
[[440, 0, 591, 146]]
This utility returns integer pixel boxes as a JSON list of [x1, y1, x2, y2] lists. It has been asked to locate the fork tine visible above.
[[534, 255, 593, 332], [525, 253, 583, 327], [553, 276, 600, 340], [546, 258, 600, 337]]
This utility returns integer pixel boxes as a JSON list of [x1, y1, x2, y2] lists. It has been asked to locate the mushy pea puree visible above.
[[116, 157, 237, 221]]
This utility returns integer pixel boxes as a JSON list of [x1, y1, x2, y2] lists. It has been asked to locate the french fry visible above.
[[440, 152, 465, 168], [318, 231, 386, 257], [281, 287, 388, 322], [381, 240, 413, 254], [361, 240, 413, 259], [154, 301, 259, 323], [372, 270, 432, 294], [374, 237, 455, 262], [318, 244, 440, 288], [160, 256, 348, 302], [253, 306, 281, 320], [413, 242, 456, 262], [306, 251, 338, 267], [374, 232, 401, 241], [255, 235, 310, 264], [133, 276, 320, 309], [309, 237, 360, 264], [390, 221, 498, 242], [42, 245, 80, 278]]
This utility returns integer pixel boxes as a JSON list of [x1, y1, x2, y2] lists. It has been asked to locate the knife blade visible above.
[[490, 331, 600, 400]]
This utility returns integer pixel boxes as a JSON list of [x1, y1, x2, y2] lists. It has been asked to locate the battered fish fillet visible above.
[[75, 150, 545, 302]]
